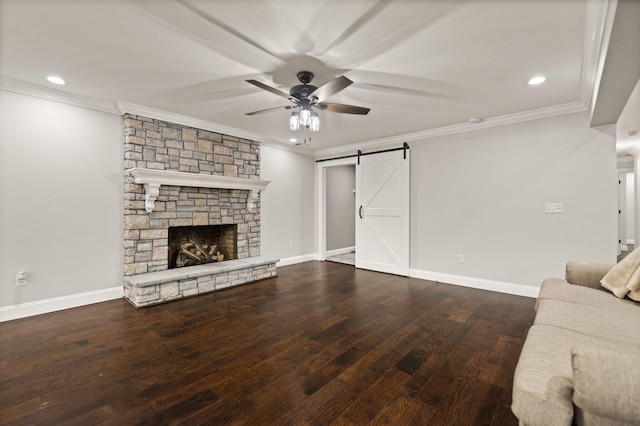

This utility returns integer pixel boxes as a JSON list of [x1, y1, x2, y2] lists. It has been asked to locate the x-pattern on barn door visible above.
[[355, 148, 410, 276]]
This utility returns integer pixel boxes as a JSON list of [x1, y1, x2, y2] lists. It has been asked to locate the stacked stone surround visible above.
[[122, 113, 277, 307]]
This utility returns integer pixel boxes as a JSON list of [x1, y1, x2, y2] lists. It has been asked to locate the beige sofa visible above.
[[512, 262, 640, 426]]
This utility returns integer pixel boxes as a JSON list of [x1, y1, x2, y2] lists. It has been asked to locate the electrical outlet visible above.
[[288, 241, 294, 249], [457, 255, 464, 264], [16, 272, 27, 287]]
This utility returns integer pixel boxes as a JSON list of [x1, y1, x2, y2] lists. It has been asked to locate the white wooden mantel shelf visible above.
[[127, 168, 270, 213]]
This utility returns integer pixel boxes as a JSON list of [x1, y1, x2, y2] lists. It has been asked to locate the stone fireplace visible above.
[[121, 114, 278, 307]]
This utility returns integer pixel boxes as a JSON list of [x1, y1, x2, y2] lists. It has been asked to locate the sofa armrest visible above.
[[565, 262, 614, 289], [571, 346, 640, 425]]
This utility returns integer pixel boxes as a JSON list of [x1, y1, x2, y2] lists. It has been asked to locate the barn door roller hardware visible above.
[[315, 143, 410, 164]]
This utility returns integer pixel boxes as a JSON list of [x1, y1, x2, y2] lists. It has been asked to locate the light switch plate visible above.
[[545, 203, 563, 214], [16, 271, 27, 286]]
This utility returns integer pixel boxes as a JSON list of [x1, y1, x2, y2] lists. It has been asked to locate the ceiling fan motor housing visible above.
[[290, 72, 317, 101], [297, 71, 314, 84]]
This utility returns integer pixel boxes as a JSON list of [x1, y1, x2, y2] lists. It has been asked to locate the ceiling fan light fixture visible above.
[[245, 71, 368, 140], [289, 112, 300, 131]]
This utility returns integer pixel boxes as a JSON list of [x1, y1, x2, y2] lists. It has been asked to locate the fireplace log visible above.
[[189, 239, 211, 261], [176, 255, 190, 267], [180, 248, 201, 262]]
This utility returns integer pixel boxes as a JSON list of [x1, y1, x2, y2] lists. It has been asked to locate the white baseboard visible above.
[[626, 239, 635, 246], [326, 246, 356, 257], [277, 256, 540, 298], [621, 244, 629, 252], [277, 253, 320, 267], [409, 269, 539, 298], [0, 286, 123, 322]]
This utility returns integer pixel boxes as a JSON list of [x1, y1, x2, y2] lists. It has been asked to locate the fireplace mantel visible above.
[[127, 167, 270, 213]]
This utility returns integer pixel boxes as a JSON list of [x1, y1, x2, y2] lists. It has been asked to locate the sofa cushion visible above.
[[572, 346, 640, 426], [565, 262, 613, 289], [512, 325, 621, 426], [534, 299, 640, 347], [536, 278, 638, 311]]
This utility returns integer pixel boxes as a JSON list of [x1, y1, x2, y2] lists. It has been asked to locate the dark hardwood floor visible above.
[[0, 261, 535, 425]]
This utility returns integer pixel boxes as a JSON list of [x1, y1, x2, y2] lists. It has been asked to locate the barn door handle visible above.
[[359, 205, 363, 219]]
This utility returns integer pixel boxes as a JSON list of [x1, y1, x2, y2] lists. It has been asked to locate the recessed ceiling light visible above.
[[528, 76, 546, 85], [46, 75, 65, 85], [289, 138, 297, 143]]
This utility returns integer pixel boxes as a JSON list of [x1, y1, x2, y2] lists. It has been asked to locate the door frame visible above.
[[315, 157, 358, 261]]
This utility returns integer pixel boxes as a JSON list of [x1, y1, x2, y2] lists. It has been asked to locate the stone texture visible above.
[[123, 259, 278, 307], [193, 212, 209, 226], [224, 164, 238, 177], [122, 113, 266, 285]]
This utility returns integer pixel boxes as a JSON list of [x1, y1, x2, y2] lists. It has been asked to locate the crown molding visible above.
[[0, 75, 590, 161], [314, 101, 588, 159], [0, 77, 313, 157], [254, 139, 315, 156], [581, 0, 617, 110], [315, 0, 611, 159], [117, 101, 271, 143], [0, 76, 120, 114]]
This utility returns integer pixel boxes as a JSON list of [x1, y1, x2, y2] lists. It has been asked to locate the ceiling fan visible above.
[[245, 71, 370, 135]]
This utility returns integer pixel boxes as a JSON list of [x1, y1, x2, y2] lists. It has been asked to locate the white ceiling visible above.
[[0, 0, 636, 153]]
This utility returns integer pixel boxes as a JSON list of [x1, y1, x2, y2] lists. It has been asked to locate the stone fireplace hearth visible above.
[[121, 114, 277, 307]]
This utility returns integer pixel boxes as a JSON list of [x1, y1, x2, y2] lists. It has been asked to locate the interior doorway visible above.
[[618, 168, 636, 260], [325, 164, 356, 265], [316, 157, 358, 262], [316, 145, 410, 275]]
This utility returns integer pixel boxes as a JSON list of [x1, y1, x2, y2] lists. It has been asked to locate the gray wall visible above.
[[260, 145, 316, 260], [326, 165, 355, 251], [409, 111, 617, 287], [0, 90, 123, 307]]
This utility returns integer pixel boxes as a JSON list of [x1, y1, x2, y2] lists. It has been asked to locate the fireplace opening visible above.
[[168, 225, 237, 269]]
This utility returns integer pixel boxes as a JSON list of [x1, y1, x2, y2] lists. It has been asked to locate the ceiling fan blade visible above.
[[355, 83, 460, 100], [245, 105, 293, 116], [246, 79, 294, 101], [310, 75, 353, 102], [318, 102, 370, 115]]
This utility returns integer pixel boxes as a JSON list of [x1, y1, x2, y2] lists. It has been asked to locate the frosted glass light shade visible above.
[[300, 109, 311, 126], [289, 112, 300, 131], [310, 112, 319, 132]]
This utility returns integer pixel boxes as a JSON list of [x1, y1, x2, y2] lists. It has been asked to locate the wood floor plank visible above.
[[0, 261, 534, 425], [338, 368, 411, 424]]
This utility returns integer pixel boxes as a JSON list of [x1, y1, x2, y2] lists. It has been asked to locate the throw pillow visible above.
[[601, 246, 640, 300]]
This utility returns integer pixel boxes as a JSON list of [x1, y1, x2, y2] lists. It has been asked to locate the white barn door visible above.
[[355, 149, 410, 276]]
